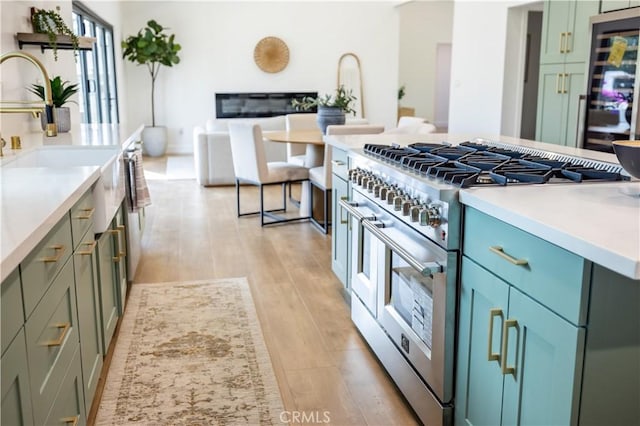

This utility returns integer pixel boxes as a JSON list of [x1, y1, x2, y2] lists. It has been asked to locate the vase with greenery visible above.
[[291, 86, 356, 134], [27, 76, 79, 133], [30, 7, 79, 61], [121, 20, 181, 156]]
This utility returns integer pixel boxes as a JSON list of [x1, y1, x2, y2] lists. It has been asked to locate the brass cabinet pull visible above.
[[556, 74, 562, 94], [487, 308, 503, 362], [559, 32, 566, 53], [562, 73, 569, 94], [489, 246, 528, 266], [565, 32, 572, 53], [500, 319, 518, 376], [339, 196, 349, 224], [74, 207, 95, 220], [107, 229, 121, 262], [116, 225, 127, 257], [75, 240, 97, 256], [331, 160, 345, 166], [40, 244, 65, 263], [42, 322, 71, 346], [60, 415, 79, 426]]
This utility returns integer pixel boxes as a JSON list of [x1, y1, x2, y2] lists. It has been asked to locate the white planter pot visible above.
[[142, 126, 168, 157], [40, 107, 71, 133]]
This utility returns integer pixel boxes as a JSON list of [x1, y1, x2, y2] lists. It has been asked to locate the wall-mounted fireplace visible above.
[[215, 92, 318, 118]]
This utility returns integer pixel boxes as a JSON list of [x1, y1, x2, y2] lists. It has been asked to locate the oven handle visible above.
[[338, 198, 376, 222], [361, 219, 443, 277]]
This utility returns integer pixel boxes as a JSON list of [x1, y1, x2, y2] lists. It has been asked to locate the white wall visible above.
[[115, 1, 400, 153], [398, 0, 454, 125], [448, 0, 536, 137]]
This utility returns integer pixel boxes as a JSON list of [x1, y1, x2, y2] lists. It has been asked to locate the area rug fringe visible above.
[[95, 278, 286, 425]]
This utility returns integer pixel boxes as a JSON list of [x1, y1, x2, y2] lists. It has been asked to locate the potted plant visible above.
[[121, 20, 181, 157], [291, 86, 356, 134], [27, 76, 79, 133], [30, 7, 79, 61]]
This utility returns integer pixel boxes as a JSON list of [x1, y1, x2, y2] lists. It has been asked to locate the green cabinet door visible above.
[[563, 62, 587, 147], [501, 287, 584, 425], [74, 232, 104, 415], [540, 1, 572, 64], [536, 63, 568, 145], [565, 1, 599, 64], [113, 207, 128, 315], [455, 257, 509, 426], [331, 174, 350, 289], [1, 329, 34, 426], [97, 229, 119, 354]]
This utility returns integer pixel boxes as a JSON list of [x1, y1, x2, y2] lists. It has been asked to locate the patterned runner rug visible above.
[[95, 278, 285, 425]]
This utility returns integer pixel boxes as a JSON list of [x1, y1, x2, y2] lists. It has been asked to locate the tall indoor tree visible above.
[[122, 20, 181, 156]]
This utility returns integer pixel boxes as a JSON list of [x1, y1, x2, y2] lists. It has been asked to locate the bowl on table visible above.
[[612, 141, 640, 180]]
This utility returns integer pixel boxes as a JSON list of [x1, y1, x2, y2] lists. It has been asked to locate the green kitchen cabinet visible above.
[[1, 329, 34, 426], [96, 223, 120, 354], [600, 0, 640, 11], [536, 62, 586, 147], [113, 206, 129, 315], [331, 147, 351, 290], [539, 0, 598, 65]]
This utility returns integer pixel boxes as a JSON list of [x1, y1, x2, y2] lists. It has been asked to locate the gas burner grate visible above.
[[454, 151, 511, 171], [407, 142, 450, 153], [429, 145, 477, 160], [400, 153, 449, 172]]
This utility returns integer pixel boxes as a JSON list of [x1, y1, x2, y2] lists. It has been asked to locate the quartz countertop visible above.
[[1, 167, 100, 281], [460, 182, 640, 280]]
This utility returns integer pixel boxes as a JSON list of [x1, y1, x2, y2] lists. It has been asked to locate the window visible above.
[[72, 2, 118, 124]]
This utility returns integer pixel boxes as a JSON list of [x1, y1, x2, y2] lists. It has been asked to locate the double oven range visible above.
[[339, 139, 626, 425]]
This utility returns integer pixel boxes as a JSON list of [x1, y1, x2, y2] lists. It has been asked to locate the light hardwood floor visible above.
[[128, 155, 420, 425]]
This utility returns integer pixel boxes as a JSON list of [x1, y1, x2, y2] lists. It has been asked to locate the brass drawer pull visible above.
[[116, 225, 127, 257], [74, 207, 95, 220], [107, 229, 121, 262], [501, 319, 518, 376], [489, 246, 528, 266], [61, 415, 79, 426], [75, 240, 97, 255], [339, 196, 349, 224], [331, 160, 345, 166], [43, 322, 71, 346], [40, 244, 65, 263], [487, 308, 503, 363]]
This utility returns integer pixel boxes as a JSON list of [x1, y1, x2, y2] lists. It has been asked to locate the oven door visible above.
[[339, 195, 385, 317], [362, 217, 457, 405]]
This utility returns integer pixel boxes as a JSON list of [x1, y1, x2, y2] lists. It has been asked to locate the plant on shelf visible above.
[[30, 6, 79, 60], [121, 19, 181, 156], [291, 86, 357, 133], [27, 76, 79, 133], [398, 84, 406, 102]]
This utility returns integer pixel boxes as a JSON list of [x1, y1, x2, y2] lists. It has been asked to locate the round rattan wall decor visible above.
[[254, 36, 289, 73]]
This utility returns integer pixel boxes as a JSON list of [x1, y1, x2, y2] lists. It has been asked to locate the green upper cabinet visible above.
[[601, 0, 640, 12], [331, 147, 351, 290], [540, 0, 599, 65]]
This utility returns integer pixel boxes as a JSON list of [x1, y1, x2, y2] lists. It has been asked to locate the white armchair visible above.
[[384, 116, 437, 135]]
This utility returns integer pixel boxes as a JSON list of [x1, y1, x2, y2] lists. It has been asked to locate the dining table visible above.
[[262, 129, 325, 218]]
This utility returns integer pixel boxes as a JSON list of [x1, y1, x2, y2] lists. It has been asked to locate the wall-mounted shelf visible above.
[[15, 33, 96, 53]]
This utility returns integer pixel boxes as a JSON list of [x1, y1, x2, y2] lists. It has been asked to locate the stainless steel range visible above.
[[339, 139, 626, 426]]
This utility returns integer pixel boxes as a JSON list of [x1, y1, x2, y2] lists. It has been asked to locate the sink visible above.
[[1, 145, 125, 233]]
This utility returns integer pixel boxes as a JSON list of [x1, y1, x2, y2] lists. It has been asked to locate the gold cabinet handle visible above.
[[489, 246, 528, 266], [42, 322, 71, 346], [61, 415, 79, 426], [74, 207, 95, 220], [562, 73, 568, 94], [559, 32, 566, 53], [339, 196, 349, 224], [565, 31, 572, 53], [500, 319, 518, 376], [40, 244, 65, 263], [556, 74, 562, 94], [107, 229, 121, 263], [116, 225, 127, 257], [487, 308, 503, 362], [75, 240, 97, 256], [331, 160, 345, 166]]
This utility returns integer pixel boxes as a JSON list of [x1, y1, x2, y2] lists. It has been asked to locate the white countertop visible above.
[[1, 167, 100, 281], [460, 182, 640, 280]]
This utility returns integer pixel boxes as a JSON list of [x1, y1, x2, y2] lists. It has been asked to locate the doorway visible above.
[[520, 11, 542, 139], [434, 43, 452, 131]]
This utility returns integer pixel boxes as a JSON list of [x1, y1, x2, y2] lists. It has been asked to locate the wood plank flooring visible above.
[[110, 155, 420, 425]]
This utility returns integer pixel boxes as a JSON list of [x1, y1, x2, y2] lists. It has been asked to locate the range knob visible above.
[[348, 168, 359, 180], [393, 194, 406, 212], [373, 183, 385, 198], [420, 205, 442, 227], [401, 198, 414, 216], [410, 203, 422, 222], [367, 178, 378, 193], [386, 189, 396, 205], [379, 185, 390, 200]]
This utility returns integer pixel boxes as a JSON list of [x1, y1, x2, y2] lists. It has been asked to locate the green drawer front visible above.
[[463, 207, 590, 325], [44, 346, 87, 426], [331, 147, 349, 180], [1, 329, 35, 426], [25, 260, 80, 426], [22, 214, 73, 317], [70, 190, 95, 251], [1, 268, 25, 356]]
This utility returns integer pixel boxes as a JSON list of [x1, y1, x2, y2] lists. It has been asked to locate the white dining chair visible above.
[[229, 122, 310, 226], [309, 124, 385, 233], [285, 113, 319, 165]]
